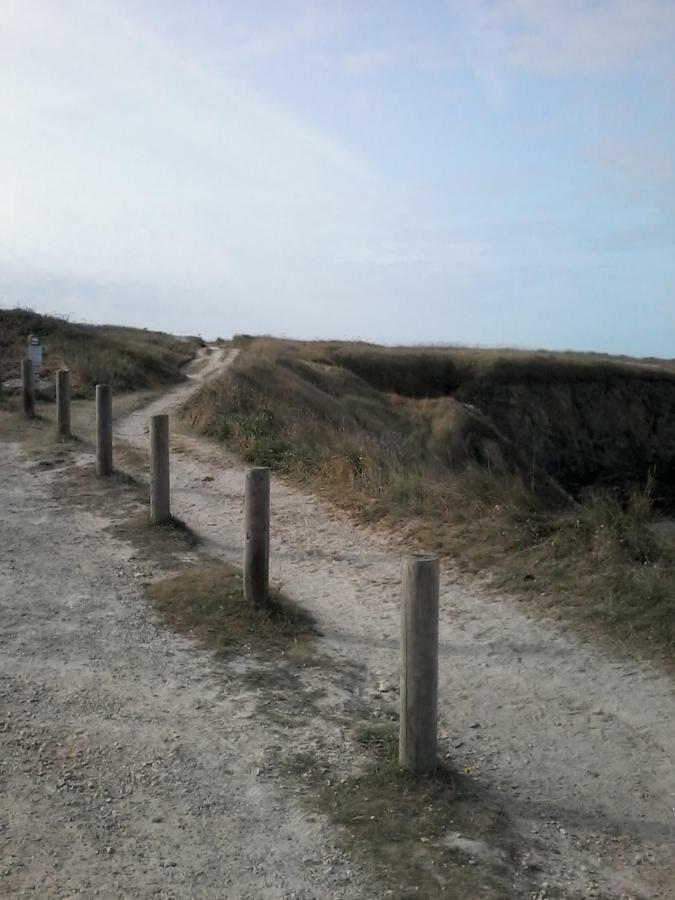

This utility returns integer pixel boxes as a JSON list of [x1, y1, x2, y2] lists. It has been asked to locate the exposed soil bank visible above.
[[333, 347, 675, 505], [457, 369, 675, 504]]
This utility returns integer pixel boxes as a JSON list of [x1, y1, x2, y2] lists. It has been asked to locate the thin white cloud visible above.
[[456, 0, 675, 75], [342, 48, 397, 76], [592, 130, 675, 212], [0, 0, 387, 296], [136, 1, 341, 72]]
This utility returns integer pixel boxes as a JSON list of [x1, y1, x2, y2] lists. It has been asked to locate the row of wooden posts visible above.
[[22, 358, 440, 775]]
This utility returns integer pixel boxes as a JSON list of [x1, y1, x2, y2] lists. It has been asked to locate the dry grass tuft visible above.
[[147, 560, 315, 654]]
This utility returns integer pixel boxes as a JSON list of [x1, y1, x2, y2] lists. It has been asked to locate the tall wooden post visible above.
[[22, 358, 35, 418], [399, 553, 440, 774], [56, 369, 71, 437], [96, 384, 113, 476], [150, 414, 171, 524], [244, 467, 270, 606]]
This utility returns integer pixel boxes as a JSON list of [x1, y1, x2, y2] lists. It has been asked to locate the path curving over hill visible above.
[[115, 345, 675, 899]]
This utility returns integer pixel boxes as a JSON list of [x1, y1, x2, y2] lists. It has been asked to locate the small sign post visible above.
[[27, 335, 42, 388]]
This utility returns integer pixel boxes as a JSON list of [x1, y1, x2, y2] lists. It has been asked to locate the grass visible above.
[[146, 560, 316, 654], [0, 402, 74, 453], [183, 337, 675, 659], [286, 720, 525, 899], [0, 388, 163, 453], [330, 341, 675, 397], [224, 336, 675, 500], [0, 307, 202, 398]]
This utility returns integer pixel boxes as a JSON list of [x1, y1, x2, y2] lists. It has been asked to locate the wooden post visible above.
[[56, 369, 71, 437], [243, 467, 270, 606], [22, 358, 35, 417], [95, 384, 113, 476], [399, 553, 439, 774], [150, 414, 171, 524]]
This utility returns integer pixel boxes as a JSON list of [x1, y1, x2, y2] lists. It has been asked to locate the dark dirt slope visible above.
[[330, 345, 675, 508], [456, 361, 675, 504]]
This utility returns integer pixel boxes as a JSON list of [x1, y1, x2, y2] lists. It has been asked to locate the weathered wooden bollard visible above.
[[22, 358, 35, 418], [56, 369, 71, 437], [95, 384, 113, 476], [400, 552, 440, 774], [150, 414, 171, 524], [244, 467, 270, 606]]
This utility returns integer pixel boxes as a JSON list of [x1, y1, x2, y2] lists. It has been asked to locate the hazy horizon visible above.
[[2, 1, 674, 356]]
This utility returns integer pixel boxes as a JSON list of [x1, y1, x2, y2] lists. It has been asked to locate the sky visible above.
[[1, 0, 674, 355]]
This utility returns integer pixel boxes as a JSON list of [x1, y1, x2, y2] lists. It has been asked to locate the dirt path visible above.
[[0, 437, 384, 899], [115, 346, 675, 899]]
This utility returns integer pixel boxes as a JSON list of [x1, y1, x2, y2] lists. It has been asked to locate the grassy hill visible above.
[[0, 308, 203, 398], [183, 336, 675, 658], [328, 342, 675, 502]]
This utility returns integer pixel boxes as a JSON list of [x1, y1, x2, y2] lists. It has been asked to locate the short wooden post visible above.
[[56, 369, 71, 437], [243, 467, 270, 606], [150, 414, 171, 524], [22, 358, 35, 417], [399, 553, 439, 774], [95, 384, 113, 476]]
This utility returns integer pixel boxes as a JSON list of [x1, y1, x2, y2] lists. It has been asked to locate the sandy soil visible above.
[[2, 345, 674, 899], [0, 437, 384, 899]]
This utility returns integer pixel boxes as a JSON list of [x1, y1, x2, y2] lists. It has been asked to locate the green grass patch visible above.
[[146, 560, 315, 654], [287, 720, 527, 899]]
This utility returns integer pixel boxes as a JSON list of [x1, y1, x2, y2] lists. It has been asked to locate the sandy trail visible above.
[[116, 346, 675, 899], [0, 439, 381, 898], [1, 347, 385, 899]]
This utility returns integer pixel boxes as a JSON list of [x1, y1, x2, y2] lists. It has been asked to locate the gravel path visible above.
[[116, 347, 675, 899], [0, 434, 377, 898]]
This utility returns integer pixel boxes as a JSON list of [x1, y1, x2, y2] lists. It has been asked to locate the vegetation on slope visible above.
[[183, 337, 675, 658], [331, 343, 675, 504], [0, 307, 203, 398]]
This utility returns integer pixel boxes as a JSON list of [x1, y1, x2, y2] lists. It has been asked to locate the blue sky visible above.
[[1, 1, 674, 355]]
